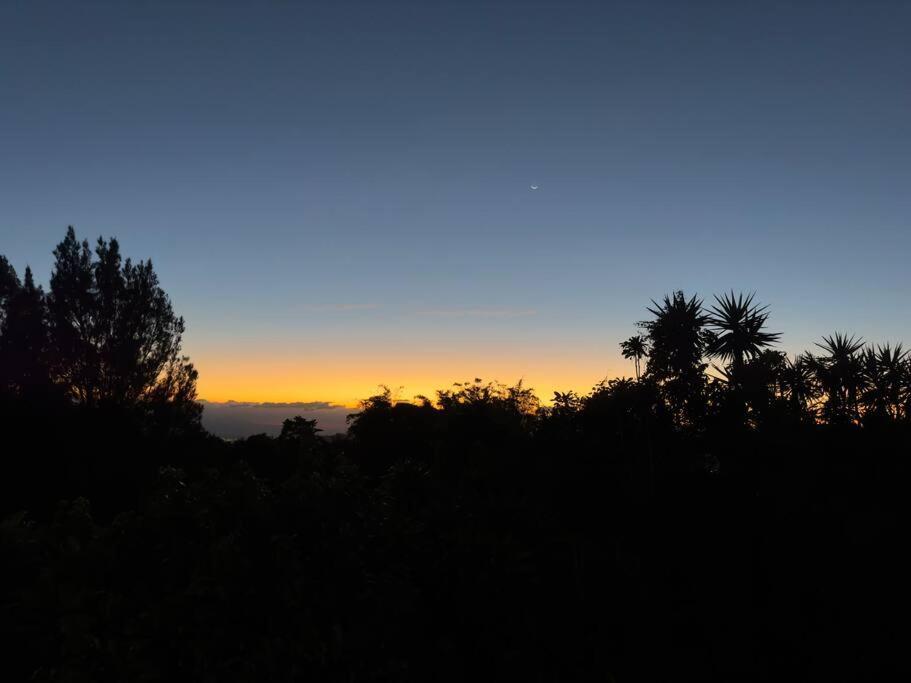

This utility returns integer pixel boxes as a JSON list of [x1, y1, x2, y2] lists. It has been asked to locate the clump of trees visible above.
[[1, 228, 203, 516], [619, 290, 911, 429], [1, 231, 910, 682], [1, 227, 200, 425]]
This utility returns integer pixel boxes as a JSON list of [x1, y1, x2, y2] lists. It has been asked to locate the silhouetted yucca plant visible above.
[[707, 291, 781, 380], [639, 291, 713, 426], [776, 353, 818, 420], [812, 333, 865, 424], [860, 343, 908, 421]]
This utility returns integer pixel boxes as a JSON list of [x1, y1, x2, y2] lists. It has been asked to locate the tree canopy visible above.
[[1, 227, 200, 431]]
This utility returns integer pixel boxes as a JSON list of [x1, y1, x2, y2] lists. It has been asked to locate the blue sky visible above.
[[2, 0, 909, 411]]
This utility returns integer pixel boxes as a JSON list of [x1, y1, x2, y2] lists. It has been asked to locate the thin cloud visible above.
[[301, 304, 379, 312], [200, 400, 343, 410], [415, 308, 537, 319]]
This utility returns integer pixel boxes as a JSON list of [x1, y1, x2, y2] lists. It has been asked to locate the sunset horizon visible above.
[[3, 1, 909, 679], [5, 1, 910, 425]]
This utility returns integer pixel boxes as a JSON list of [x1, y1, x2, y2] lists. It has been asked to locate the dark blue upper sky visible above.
[[2, 0, 909, 402]]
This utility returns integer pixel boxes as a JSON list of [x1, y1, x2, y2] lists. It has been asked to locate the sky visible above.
[[2, 0, 910, 428]]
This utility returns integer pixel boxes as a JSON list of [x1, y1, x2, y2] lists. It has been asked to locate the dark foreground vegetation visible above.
[[2, 229, 910, 681]]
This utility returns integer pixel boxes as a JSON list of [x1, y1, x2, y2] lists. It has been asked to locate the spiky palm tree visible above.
[[776, 352, 818, 421], [901, 355, 911, 422], [619, 334, 647, 381], [707, 291, 781, 381], [812, 333, 865, 424], [640, 291, 711, 425], [860, 343, 907, 421]]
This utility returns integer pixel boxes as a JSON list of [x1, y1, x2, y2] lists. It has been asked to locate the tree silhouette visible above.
[[0, 257, 20, 391], [619, 334, 647, 381], [860, 343, 907, 422], [707, 291, 781, 381], [47, 227, 197, 417], [0, 255, 18, 318], [775, 352, 818, 422], [0, 256, 21, 367], [640, 291, 712, 425], [0, 267, 51, 397], [281, 415, 322, 443], [812, 333, 865, 424]]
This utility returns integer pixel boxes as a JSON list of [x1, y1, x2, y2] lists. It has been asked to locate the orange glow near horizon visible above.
[[192, 345, 628, 407]]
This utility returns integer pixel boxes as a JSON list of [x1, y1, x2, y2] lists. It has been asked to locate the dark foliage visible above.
[[2, 232, 910, 681]]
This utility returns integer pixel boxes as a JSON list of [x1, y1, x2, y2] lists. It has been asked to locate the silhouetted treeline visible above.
[[2, 230, 911, 681]]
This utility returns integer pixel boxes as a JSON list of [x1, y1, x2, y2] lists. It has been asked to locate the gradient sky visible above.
[[2, 0, 910, 409]]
